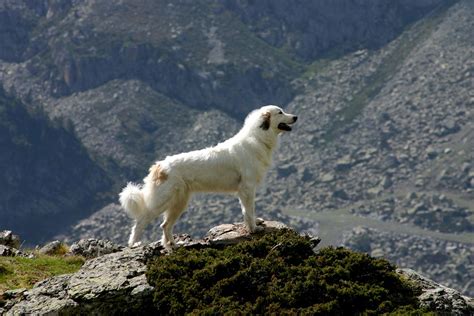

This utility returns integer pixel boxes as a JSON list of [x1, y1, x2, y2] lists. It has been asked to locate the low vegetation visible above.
[[0, 255, 84, 292], [147, 230, 428, 315]]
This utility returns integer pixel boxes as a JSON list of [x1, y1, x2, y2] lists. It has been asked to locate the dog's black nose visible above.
[[293, 116, 298, 122]]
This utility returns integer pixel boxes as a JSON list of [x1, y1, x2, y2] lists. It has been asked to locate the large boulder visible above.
[[398, 268, 474, 315], [4, 244, 160, 315], [0, 245, 19, 257], [38, 240, 65, 256], [0, 231, 21, 249], [205, 220, 290, 245], [67, 238, 124, 259]]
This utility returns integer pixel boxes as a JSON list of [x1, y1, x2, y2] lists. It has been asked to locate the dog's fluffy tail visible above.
[[119, 182, 146, 219]]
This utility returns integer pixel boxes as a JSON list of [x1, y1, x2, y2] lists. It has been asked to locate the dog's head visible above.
[[256, 105, 297, 134]]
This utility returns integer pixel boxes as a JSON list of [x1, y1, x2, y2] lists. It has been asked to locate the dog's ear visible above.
[[259, 111, 271, 130]]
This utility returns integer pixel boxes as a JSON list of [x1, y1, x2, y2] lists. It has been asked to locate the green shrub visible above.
[[147, 230, 427, 315]]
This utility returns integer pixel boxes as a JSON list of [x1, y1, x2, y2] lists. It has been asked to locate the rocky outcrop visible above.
[[5, 221, 295, 314], [0, 245, 19, 257], [205, 220, 291, 246], [398, 268, 474, 315], [2, 245, 156, 315], [3, 222, 473, 315], [38, 240, 64, 256], [0, 230, 20, 249], [0, 230, 25, 257], [67, 238, 124, 259]]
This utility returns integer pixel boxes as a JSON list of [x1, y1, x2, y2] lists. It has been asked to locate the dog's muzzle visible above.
[[278, 116, 297, 131]]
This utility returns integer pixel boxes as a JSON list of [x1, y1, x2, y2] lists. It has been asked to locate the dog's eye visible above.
[[278, 111, 283, 114]]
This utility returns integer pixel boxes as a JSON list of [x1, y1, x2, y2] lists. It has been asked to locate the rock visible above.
[[277, 164, 297, 178], [461, 163, 470, 174], [300, 167, 313, 182], [415, 178, 425, 187], [382, 154, 400, 169], [332, 189, 349, 200], [425, 146, 438, 159], [4, 221, 297, 314], [67, 239, 124, 259], [38, 240, 65, 255], [406, 192, 418, 200], [371, 248, 385, 258], [0, 288, 27, 311], [379, 111, 391, 122], [0, 245, 19, 257], [335, 155, 353, 171], [0, 231, 21, 249], [381, 176, 393, 189], [321, 172, 335, 182], [435, 119, 460, 137], [397, 268, 474, 315], [205, 220, 290, 246], [308, 235, 322, 248], [5, 245, 157, 315], [367, 186, 383, 197]]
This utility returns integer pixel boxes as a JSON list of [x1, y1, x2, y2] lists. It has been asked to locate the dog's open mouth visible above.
[[278, 122, 293, 131]]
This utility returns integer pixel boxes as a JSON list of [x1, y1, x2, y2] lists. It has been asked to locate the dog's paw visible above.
[[249, 225, 264, 234], [161, 239, 177, 252], [256, 217, 265, 225], [130, 241, 142, 248]]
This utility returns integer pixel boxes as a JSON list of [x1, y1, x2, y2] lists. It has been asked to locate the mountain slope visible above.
[[0, 0, 472, 296], [0, 87, 111, 243]]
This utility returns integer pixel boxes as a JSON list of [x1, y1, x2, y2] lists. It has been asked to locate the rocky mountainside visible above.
[[0, 87, 110, 242], [0, 0, 472, 297]]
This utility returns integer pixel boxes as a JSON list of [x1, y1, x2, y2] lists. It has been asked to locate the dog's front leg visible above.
[[238, 186, 263, 233]]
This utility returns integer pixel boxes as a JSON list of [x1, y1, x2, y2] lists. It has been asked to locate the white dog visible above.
[[119, 105, 297, 250]]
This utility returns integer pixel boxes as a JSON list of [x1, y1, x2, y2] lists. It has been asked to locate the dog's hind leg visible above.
[[128, 184, 174, 247], [238, 186, 262, 233], [160, 190, 190, 250], [129, 217, 151, 247]]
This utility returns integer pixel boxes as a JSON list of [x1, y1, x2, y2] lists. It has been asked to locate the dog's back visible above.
[[120, 105, 297, 250], [162, 146, 242, 193]]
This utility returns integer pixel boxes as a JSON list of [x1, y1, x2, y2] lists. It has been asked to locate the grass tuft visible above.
[[0, 255, 84, 293]]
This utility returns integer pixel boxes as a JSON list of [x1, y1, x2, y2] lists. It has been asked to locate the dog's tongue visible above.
[[278, 123, 292, 131]]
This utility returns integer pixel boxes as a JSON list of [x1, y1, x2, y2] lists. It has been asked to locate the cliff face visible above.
[[0, 0, 472, 298]]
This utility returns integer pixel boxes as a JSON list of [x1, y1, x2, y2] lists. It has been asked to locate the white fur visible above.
[[119, 105, 297, 250]]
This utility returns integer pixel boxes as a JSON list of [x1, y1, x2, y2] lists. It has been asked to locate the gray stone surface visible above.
[[38, 240, 64, 255], [205, 220, 291, 246], [5, 245, 159, 315], [67, 238, 124, 259], [0, 231, 20, 249], [398, 268, 474, 315], [2, 221, 309, 314], [0, 245, 19, 257]]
